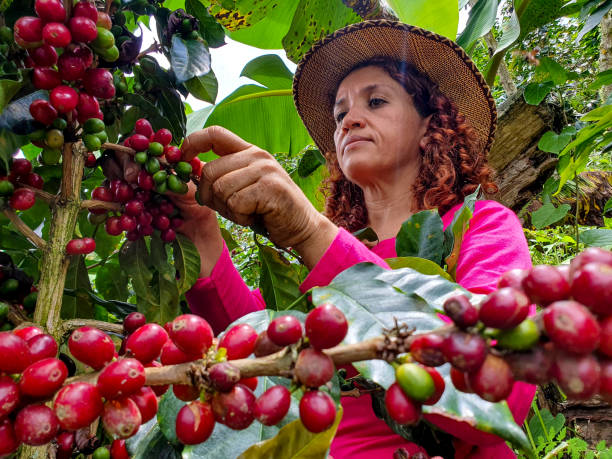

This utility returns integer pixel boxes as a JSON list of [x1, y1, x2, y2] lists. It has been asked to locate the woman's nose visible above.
[[341, 106, 365, 130]]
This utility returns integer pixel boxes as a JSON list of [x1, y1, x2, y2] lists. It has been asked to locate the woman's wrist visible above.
[[292, 215, 339, 270]]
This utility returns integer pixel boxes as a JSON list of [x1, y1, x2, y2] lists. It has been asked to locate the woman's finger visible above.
[[180, 126, 252, 161], [209, 165, 261, 204], [114, 149, 139, 183]]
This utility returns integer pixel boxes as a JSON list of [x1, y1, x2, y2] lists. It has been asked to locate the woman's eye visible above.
[[335, 112, 346, 122], [369, 98, 386, 107]]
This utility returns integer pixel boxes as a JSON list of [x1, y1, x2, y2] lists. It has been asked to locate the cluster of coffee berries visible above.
[[0, 158, 43, 211], [0, 253, 37, 326]]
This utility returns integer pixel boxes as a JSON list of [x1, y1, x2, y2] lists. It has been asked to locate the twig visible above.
[[62, 318, 123, 335], [7, 304, 30, 326], [16, 184, 55, 204], [101, 142, 135, 155], [80, 199, 121, 211], [2, 209, 47, 249], [86, 249, 120, 270], [542, 441, 568, 459], [136, 42, 162, 61]]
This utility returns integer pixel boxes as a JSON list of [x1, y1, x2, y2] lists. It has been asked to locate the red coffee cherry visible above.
[[212, 384, 256, 430], [569, 247, 612, 280], [267, 315, 303, 346], [11, 158, 33, 176], [173, 384, 200, 402], [522, 265, 570, 306], [19, 357, 68, 398], [478, 287, 530, 329], [599, 315, 612, 358], [449, 367, 472, 393], [56, 431, 75, 456], [176, 401, 215, 445], [409, 333, 446, 367], [254, 385, 291, 426], [129, 134, 150, 152], [15, 404, 60, 446], [13, 325, 43, 341], [73, 0, 98, 21], [54, 382, 104, 430], [0, 331, 32, 373], [420, 366, 445, 406], [125, 323, 169, 363], [68, 326, 115, 370], [219, 324, 258, 360], [505, 342, 555, 385], [97, 358, 145, 399], [110, 439, 130, 459], [14, 16, 44, 43], [467, 354, 514, 403], [208, 362, 241, 392], [169, 314, 213, 356], [384, 382, 421, 425], [497, 268, 528, 290], [123, 312, 146, 334], [153, 128, 172, 146], [9, 188, 36, 211], [66, 238, 86, 255], [570, 262, 612, 316], [134, 119, 153, 138], [160, 228, 176, 243], [68, 16, 97, 43], [153, 214, 170, 231], [77, 92, 100, 120], [164, 145, 182, 162], [137, 170, 155, 190], [102, 397, 142, 439], [299, 390, 336, 433], [42, 22, 71, 47], [129, 386, 158, 423], [124, 199, 144, 217], [305, 303, 348, 350], [0, 418, 18, 456], [58, 52, 86, 81], [0, 375, 20, 418], [600, 359, 612, 403], [551, 351, 601, 400], [542, 300, 601, 354], [253, 331, 284, 357], [240, 377, 258, 392], [82, 237, 96, 254], [83, 68, 115, 99], [50, 85, 79, 113], [442, 331, 487, 373], [443, 294, 478, 329], [30, 98, 58, 124], [35, 0, 66, 22], [295, 348, 334, 388]]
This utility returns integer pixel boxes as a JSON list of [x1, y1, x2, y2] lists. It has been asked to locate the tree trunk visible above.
[[599, 9, 612, 102]]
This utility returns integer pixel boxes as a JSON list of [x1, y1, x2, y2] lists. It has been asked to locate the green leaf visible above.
[[385, 256, 453, 281], [484, 5, 520, 85], [538, 130, 573, 154], [352, 227, 379, 244], [527, 408, 565, 444], [531, 202, 571, 229], [123, 93, 175, 137], [184, 70, 218, 103], [61, 256, 94, 319], [155, 87, 187, 141], [604, 197, 612, 216], [576, 0, 612, 42], [587, 69, 612, 91], [443, 189, 477, 277], [156, 389, 185, 446], [185, 0, 225, 47], [0, 227, 34, 250], [580, 229, 612, 248], [170, 35, 211, 84], [581, 104, 612, 121], [126, 419, 181, 459], [0, 78, 24, 114], [237, 408, 342, 459], [534, 57, 568, 86], [297, 146, 325, 178], [387, 0, 459, 39], [220, 227, 239, 251], [456, 0, 498, 49], [119, 239, 153, 299], [186, 106, 214, 136], [517, 0, 566, 41], [240, 54, 293, 90], [172, 233, 201, 295], [395, 210, 444, 265], [120, 106, 140, 136], [258, 243, 306, 311], [95, 261, 130, 302], [523, 81, 555, 105], [63, 288, 136, 318]]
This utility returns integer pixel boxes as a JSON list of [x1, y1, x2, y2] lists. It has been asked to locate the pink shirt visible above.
[[186, 200, 535, 458]]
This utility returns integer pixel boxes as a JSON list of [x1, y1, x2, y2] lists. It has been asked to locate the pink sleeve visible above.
[[300, 227, 390, 292], [426, 201, 536, 455], [185, 241, 265, 335]]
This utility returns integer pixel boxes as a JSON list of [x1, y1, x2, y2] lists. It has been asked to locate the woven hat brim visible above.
[[293, 20, 497, 158]]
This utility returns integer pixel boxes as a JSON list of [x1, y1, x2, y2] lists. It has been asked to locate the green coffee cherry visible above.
[[0, 279, 19, 295], [45, 129, 64, 148], [153, 170, 167, 184], [84, 118, 105, 134], [496, 319, 540, 351], [155, 181, 167, 193], [95, 130, 108, 144], [134, 151, 148, 164], [0, 302, 8, 321], [145, 157, 160, 174], [41, 147, 62, 165], [175, 161, 192, 177], [28, 129, 46, 142], [148, 142, 164, 157], [52, 118, 68, 130], [133, 83, 143, 92], [99, 45, 119, 62], [92, 446, 111, 459], [84, 134, 102, 152], [167, 175, 188, 194], [0, 26, 13, 43], [395, 363, 435, 402], [0, 180, 14, 196], [92, 27, 115, 49], [22, 292, 38, 313]]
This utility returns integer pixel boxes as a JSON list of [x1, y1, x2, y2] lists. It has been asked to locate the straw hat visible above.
[[292, 20, 497, 158]]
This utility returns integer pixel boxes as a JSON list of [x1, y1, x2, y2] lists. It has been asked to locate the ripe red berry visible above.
[[9, 188, 36, 211], [542, 300, 601, 354], [134, 119, 154, 138], [153, 214, 170, 231], [19, 357, 68, 398], [125, 323, 169, 363], [422, 366, 445, 405], [123, 312, 146, 334], [164, 145, 182, 162], [173, 384, 200, 402], [600, 316, 612, 358], [30, 98, 58, 124], [208, 362, 241, 392], [56, 431, 74, 456], [69, 16, 98, 43], [176, 401, 215, 445], [15, 404, 60, 446], [35, 0, 67, 22], [505, 342, 555, 385], [253, 331, 284, 357], [467, 354, 514, 403], [0, 331, 32, 373], [267, 315, 303, 347], [97, 11, 112, 29], [97, 358, 145, 399], [450, 367, 472, 393], [50, 85, 79, 113], [110, 439, 130, 459], [153, 128, 172, 146], [0, 418, 18, 456], [299, 390, 336, 433], [160, 339, 200, 365], [58, 53, 86, 81], [13, 324, 43, 341], [25, 172, 44, 189], [73, 0, 98, 21], [30, 44, 58, 66], [105, 216, 122, 236], [569, 247, 612, 280], [114, 182, 134, 203], [442, 331, 487, 373], [85, 153, 97, 168], [66, 238, 85, 255], [102, 397, 142, 439], [570, 262, 612, 316], [77, 92, 100, 120], [478, 287, 530, 329], [11, 158, 32, 176], [54, 382, 103, 430], [160, 228, 176, 243], [384, 382, 421, 425], [14, 17, 44, 43], [0, 375, 20, 418], [83, 68, 115, 99], [443, 294, 478, 328], [124, 199, 144, 217], [68, 326, 115, 370], [522, 265, 570, 306], [212, 384, 256, 430], [551, 351, 601, 400], [82, 237, 96, 253], [28, 333, 59, 362], [129, 386, 158, 423], [295, 348, 334, 388], [497, 268, 528, 290], [305, 303, 347, 350], [601, 359, 612, 403], [219, 323, 258, 360], [169, 314, 213, 356], [240, 376, 258, 392], [137, 170, 155, 190], [254, 385, 291, 426], [42, 22, 71, 47], [190, 157, 203, 176], [119, 215, 136, 233], [129, 134, 150, 152], [409, 333, 446, 367]]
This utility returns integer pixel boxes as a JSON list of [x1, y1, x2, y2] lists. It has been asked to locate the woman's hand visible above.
[[181, 126, 338, 267]]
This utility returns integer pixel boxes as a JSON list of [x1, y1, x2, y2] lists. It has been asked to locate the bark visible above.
[[599, 9, 612, 102]]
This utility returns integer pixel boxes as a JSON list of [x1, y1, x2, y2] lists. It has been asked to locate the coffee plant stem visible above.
[[80, 198, 121, 212], [15, 184, 55, 204], [1, 208, 47, 248], [542, 441, 568, 459], [61, 318, 124, 335], [101, 142, 134, 155]]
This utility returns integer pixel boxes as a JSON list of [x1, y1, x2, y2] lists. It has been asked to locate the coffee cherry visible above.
[[0, 331, 32, 373], [153, 214, 170, 231], [92, 447, 110, 459], [73, 1, 98, 22], [570, 262, 612, 316], [25, 172, 44, 189], [129, 134, 150, 152], [442, 331, 487, 373], [478, 287, 530, 329], [35, 0, 67, 22], [384, 382, 421, 425], [569, 247, 612, 280], [552, 351, 600, 400], [92, 185, 113, 202], [83, 68, 115, 99], [82, 237, 96, 253], [68, 326, 115, 370], [124, 199, 144, 216], [396, 363, 435, 402], [15, 16, 44, 43], [56, 431, 75, 457], [134, 119, 154, 138], [522, 265, 570, 306], [299, 390, 336, 433], [66, 238, 86, 255], [102, 397, 142, 439], [105, 216, 122, 236], [161, 228, 177, 243], [449, 367, 472, 393], [497, 268, 528, 290], [126, 323, 168, 363], [254, 385, 291, 426], [506, 343, 554, 385], [123, 312, 146, 334], [15, 404, 60, 446], [169, 314, 213, 356], [176, 401, 215, 445], [11, 158, 32, 176], [600, 359, 612, 403], [129, 386, 158, 423], [253, 331, 284, 357], [173, 384, 200, 402], [212, 384, 256, 430], [542, 300, 600, 354], [153, 128, 172, 146], [13, 325, 43, 341], [160, 339, 200, 365], [114, 182, 134, 203], [0, 375, 20, 418], [267, 315, 303, 347], [97, 358, 145, 399], [599, 316, 612, 358], [30, 99, 58, 126], [97, 11, 112, 29], [305, 303, 348, 350], [295, 348, 334, 388], [219, 324, 258, 360], [0, 418, 18, 456], [137, 170, 155, 190], [69, 16, 98, 43], [422, 366, 445, 405], [164, 145, 182, 162], [409, 333, 446, 367], [110, 439, 129, 459], [495, 318, 540, 351], [467, 354, 514, 402], [209, 362, 241, 392], [58, 53, 86, 81], [77, 93, 100, 121], [43, 22, 71, 47], [20, 357, 68, 398], [443, 294, 478, 328]]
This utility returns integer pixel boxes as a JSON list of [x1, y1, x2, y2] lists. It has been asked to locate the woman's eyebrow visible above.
[[334, 83, 395, 107]]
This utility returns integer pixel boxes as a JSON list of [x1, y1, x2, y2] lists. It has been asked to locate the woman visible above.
[[175, 20, 535, 458]]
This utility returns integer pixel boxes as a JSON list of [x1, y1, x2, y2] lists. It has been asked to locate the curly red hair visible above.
[[323, 57, 498, 233]]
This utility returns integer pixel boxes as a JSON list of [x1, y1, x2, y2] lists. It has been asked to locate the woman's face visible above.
[[332, 65, 430, 188]]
